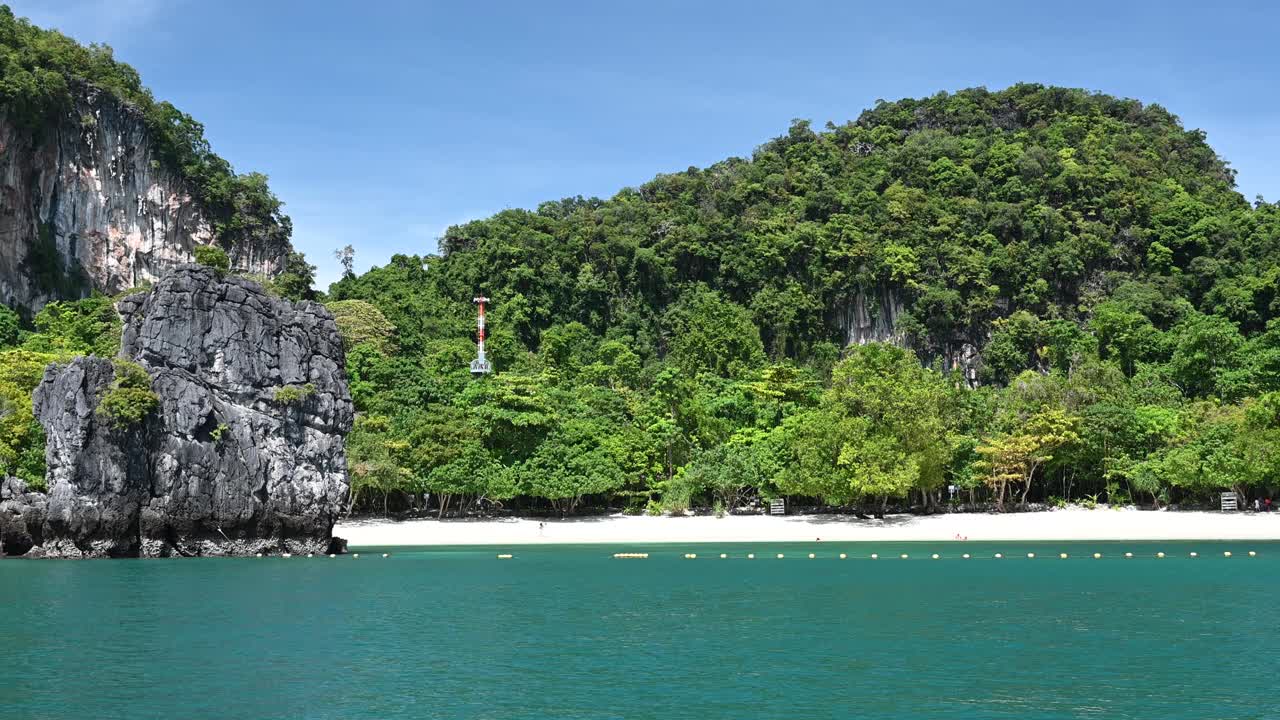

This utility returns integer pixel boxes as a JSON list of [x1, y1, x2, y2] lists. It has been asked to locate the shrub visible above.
[[193, 245, 230, 272], [97, 360, 159, 429], [0, 306, 20, 348], [273, 383, 316, 405], [325, 300, 398, 355]]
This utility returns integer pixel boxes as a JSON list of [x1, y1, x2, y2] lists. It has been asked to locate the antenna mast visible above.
[[470, 296, 492, 376]]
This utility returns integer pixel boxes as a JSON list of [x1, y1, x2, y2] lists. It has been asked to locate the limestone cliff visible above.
[[0, 83, 288, 313], [836, 285, 982, 382], [1, 266, 351, 558]]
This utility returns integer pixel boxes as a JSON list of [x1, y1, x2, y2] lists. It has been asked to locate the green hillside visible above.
[[325, 84, 1280, 515]]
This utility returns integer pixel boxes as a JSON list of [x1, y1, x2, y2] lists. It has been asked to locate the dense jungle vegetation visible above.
[[321, 85, 1280, 515]]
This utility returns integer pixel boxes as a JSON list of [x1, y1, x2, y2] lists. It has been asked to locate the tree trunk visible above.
[[1020, 464, 1039, 510]]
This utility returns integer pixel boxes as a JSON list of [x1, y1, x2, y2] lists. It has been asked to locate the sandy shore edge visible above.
[[337, 509, 1280, 547]]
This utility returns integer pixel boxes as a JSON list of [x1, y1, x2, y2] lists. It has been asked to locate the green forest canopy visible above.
[[324, 84, 1280, 515]]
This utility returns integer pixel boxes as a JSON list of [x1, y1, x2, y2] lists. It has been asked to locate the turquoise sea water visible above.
[[2, 541, 1277, 720]]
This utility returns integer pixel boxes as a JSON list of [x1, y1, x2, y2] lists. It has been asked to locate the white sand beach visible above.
[[337, 508, 1280, 547]]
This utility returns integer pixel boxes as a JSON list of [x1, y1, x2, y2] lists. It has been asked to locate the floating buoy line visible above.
[[240, 548, 1264, 560], [598, 549, 1260, 560]]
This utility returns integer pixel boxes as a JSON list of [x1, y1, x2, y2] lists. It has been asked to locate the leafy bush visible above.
[[96, 360, 158, 429], [22, 296, 120, 356], [210, 423, 229, 442], [325, 300, 398, 355], [0, 380, 46, 488], [193, 244, 230, 272], [273, 383, 316, 405], [0, 305, 21, 348]]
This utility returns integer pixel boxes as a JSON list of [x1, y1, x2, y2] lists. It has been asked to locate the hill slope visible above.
[[326, 84, 1280, 515], [432, 86, 1265, 370]]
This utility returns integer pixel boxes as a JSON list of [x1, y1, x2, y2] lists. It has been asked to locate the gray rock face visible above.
[[17, 266, 351, 558], [1, 477, 46, 556], [836, 284, 983, 383], [0, 82, 289, 314]]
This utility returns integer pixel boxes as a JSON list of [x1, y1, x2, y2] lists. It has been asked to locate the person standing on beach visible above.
[[1267, 498, 1273, 513]]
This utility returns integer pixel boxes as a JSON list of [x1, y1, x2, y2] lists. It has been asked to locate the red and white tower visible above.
[[470, 296, 492, 375]]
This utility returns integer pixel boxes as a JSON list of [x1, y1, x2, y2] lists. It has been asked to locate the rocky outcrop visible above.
[[0, 83, 288, 313], [0, 477, 45, 556], [836, 284, 983, 382], [10, 265, 351, 558], [840, 285, 907, 348]]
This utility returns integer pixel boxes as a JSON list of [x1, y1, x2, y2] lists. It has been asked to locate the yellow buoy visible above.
[[328, 554, 335, 558], [1248, 551, 1257, 557], [808, 553, 816, 559], [353, 553, 359, 559], [497, 553, 513, 559], [870, 553, 879, 559], [1223, 551, 1232, 557], [282, 553, 292, 558], [255, 553, 263, 557], [1124, 552, 1133, 558], [720, 553, 728, 559], [931, 554, 940, 559], [839, 553, 847, 559], [382, 553, 389, 558], [994, 553, 1003, 559], [1093, 553, 1101, 559], [962, 553, 970, 559], [1059, 553, 1068, 559], [900, 554, 909, 559], [777, 553, 785, 559], [1189, 552, 1198, 558], [1027, 553, 1036, 559], [747, 553, 755, 559], [1156, 552, 1165, 558]]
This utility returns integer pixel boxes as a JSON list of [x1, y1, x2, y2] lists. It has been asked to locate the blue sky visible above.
[[12, 0, 1280, 288]]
